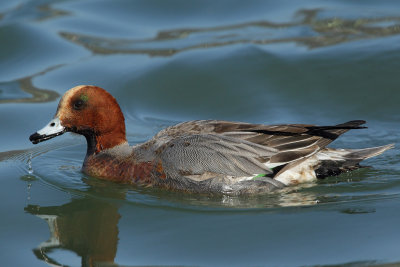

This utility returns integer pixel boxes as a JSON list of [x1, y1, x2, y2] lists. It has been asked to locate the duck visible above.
[[29, 85, 394, 194]]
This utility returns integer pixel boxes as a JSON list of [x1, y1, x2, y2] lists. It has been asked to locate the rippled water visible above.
[[1, 0, 400, 266]]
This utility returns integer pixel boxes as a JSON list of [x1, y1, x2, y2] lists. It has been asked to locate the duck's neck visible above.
[[84, 131, 127, 157]]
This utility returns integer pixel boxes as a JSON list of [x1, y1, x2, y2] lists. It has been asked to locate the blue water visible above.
[[1, 0, 400, 266]]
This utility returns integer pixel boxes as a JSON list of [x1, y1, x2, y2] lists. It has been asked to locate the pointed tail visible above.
[[339, 143, 394, 160], [314, 144, 394, 178]]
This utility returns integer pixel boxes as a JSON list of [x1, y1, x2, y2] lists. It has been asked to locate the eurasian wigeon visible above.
[[29, 85, 394, 194]]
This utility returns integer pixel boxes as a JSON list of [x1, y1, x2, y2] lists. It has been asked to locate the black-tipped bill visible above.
[[29, 117, 66, 144]]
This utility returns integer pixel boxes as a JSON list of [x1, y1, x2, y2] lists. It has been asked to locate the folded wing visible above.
[[150, 120, 367, 180]]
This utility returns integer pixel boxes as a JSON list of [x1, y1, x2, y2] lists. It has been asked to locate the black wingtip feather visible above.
[[241, 120, 367, 140], [306, 120, 367, 131], [304, 120, 367, 140], [335, 120, 367, 128]]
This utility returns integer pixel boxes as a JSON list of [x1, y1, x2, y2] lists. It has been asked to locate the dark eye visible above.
[[73, 99, 85, 110]]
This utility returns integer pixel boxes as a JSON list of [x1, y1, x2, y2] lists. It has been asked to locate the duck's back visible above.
[[130, 120, 391, 194]]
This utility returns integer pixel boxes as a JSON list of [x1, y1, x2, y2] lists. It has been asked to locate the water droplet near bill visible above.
[[28, 153, 34, 174]]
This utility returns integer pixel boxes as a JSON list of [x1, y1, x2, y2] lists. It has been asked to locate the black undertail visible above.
[[315, 162, 365, 179]]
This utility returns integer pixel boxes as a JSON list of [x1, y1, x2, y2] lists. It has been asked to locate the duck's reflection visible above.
[[24, 176, 323, 266], [25, 179, 125, 267]]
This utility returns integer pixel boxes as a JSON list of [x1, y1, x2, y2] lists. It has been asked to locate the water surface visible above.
[[1, 0, 400, 266]]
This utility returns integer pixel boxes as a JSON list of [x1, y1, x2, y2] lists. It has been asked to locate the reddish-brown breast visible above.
[[83, 154, 167, 185]]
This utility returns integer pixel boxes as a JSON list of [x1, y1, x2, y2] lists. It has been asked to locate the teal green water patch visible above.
[[0, 78, 59, 104], [0, 81, 31, 100], [0, 23, 89, 82]]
